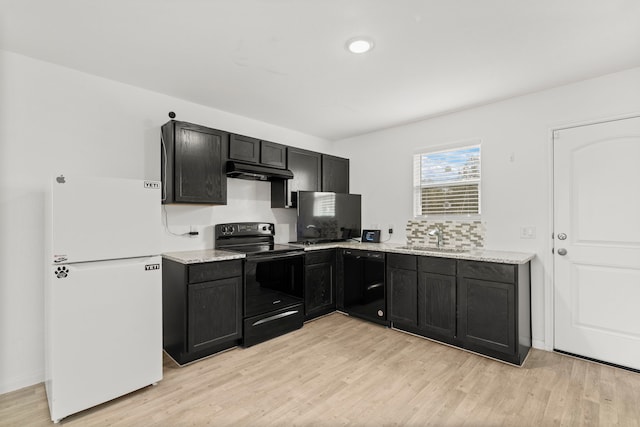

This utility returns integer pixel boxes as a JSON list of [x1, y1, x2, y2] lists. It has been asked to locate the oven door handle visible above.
[[252, 310, 300, 326], [248, 251, 304, 261]]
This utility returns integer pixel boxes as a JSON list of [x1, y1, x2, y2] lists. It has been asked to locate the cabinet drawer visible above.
[[188, 260, 242, 284], [458, 261, 515, 284], [387, 253, 417, 270], [243, 303, 304, 347], [418, 256, 456, 276], [305, 249, 334, 265]]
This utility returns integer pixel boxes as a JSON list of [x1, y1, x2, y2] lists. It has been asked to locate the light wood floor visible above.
[[2, 313, 640, 426]]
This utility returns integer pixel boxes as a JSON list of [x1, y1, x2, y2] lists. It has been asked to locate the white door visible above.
[[50, 175, 161, 264], [49, 256, 162, 422], [554, 116, 640, 370]]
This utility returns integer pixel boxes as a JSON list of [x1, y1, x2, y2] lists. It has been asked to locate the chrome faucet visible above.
[[428, 227, 444, 248]]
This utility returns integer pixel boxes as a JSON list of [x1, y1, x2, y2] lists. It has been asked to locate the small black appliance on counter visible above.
[[361, 229, 381, 243]]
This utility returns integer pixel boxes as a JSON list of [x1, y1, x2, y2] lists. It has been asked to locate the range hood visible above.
[[226, 161, 294, 181]]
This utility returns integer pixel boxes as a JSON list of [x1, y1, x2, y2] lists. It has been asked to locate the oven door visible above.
[[244, 251, 304, 318]]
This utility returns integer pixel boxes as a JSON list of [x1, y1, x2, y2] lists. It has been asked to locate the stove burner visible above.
[[214, 222, 303, 256]]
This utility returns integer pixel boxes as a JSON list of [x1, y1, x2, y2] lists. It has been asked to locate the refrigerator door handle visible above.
[[59, 256, 161, 270]]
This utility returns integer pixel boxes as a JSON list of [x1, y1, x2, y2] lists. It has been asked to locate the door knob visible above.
[[557, 248, 568, 256]]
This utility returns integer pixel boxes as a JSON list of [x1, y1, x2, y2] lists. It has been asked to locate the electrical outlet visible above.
[[388, 224, 394, 235], [520, 226, 536, 239]]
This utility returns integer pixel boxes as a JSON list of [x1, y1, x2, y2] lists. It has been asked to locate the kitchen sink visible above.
[[397, 245, 468, 253]]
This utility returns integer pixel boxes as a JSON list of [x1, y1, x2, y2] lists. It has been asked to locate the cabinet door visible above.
[[387, 267, 418, 326], [418, 272, 456, 338], [305, 261, 335, 317], [458, 278, 516, 355], [260, 140, 286, 169], [322, 154, 349, 193], [173, 122, 228, 204], [229, 134, 260, 163], [272, 147, 321, 207], [187, 277, 242, 352]]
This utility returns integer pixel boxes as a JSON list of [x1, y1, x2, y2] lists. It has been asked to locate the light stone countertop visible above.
[[163, 242, 534, 265], [162, 249, 245, 264], [300, 241, 535, 264]]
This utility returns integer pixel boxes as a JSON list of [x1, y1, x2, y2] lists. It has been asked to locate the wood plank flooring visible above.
[[2, 313, 640, 426]]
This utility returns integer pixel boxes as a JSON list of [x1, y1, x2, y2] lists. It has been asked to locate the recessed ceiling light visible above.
[[346, 37, 374, 54]]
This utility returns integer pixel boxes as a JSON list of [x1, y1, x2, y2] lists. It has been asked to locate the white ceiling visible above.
[[2, 0, 640, 140]]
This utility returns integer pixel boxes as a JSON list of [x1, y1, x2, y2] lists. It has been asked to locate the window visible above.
[[413, 144, 481, 217]]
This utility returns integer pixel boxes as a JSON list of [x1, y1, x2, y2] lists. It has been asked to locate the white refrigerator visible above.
[[45, 175, 163, 423]]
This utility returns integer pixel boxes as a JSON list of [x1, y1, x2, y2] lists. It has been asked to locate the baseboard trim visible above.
[[532, 339, 546, 350], [0, 371, 44, 395], [554, 349, 640, 374]]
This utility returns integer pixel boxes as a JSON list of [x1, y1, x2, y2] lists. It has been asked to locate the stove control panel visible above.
[[215, 222, 275, 237]]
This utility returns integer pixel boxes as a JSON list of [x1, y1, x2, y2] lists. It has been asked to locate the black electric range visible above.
[[214, 222, 305, 346]]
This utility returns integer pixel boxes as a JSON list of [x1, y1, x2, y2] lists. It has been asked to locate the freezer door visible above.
[[48, 256, 162, 422], [50, 175, 161, 264]]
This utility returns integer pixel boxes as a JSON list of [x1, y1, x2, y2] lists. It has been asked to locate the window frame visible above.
[[413, 141, 482, 219]]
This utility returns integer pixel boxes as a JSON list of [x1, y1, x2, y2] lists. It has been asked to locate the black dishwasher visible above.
[[341, 249, 388, 326]]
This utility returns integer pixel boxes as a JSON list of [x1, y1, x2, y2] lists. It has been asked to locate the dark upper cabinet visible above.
[[322, 154, 350, 193], [229, 134, 260, 164], [260, 140, 286, 169], [161, 120, 228, 204], [418, 257, 457, 340], [229, 135, 287, 169], [387, 254, 418, 326], [304, 249, 336, 321], [271, 148, 351, 208], [271, 147, 322, 208]]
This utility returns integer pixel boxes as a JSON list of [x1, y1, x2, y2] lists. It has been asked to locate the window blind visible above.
[[413, 145, 481, 216]]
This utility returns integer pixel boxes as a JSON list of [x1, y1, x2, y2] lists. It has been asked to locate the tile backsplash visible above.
[[405, 219, 486, 250]]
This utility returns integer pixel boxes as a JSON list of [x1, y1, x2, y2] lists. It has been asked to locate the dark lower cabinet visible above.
[[304, 249, 336, 321], [417, 257, 457, 342], [187, 277, 243, 353], [161, 120, 228, 205], [458, 260, 530, 365], [387, 254, 418, 326], [163, 258, 243, 365], [459, 278, 514, 353], [388, 255, 531, 365]]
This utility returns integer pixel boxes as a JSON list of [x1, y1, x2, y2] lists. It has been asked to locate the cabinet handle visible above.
[[252, 310, 299, 326], [366, 282, 384, 291]]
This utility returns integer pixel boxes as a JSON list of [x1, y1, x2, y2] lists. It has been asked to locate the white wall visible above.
[[0, 50, 332, 394], [334, 66, 640, 350]]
